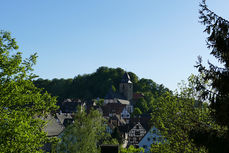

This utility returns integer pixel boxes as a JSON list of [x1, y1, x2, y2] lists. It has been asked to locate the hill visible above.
[[33, 66, 171, 103]]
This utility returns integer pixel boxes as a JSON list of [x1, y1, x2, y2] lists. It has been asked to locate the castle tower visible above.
[[119, 72, 133, 100]]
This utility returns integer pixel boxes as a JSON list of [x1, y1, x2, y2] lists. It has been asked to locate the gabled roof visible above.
[[119, 116, 151, 133], [117, 99, 130, 105], [129, 116, 151, 131], [102, 103, 126, 116], [61, 99, 84, 113], [129, 122, 146, 132], [120, 72, 132, 83], [43, 115, 64, 137], [56, 113, 73, 124]]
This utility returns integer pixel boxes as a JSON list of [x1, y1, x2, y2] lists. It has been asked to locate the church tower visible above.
[[119, 72, 133, 100]]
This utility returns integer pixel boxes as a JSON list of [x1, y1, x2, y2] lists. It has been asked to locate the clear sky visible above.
[[1, 0, 229, 91]]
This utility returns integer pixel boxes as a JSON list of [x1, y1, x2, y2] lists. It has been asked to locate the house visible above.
[[106, 114, 126, 127], [127, 122, 146, 147], [43, 114, 65, 137], [56, 113, 73, 127], [42, 114, 65, 152], [138, 126, 165, 152], [102, 103, 126, 117], [60, 99, 85, 113]]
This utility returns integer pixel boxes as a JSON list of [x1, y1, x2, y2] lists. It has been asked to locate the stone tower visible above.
[[119, 72, 133, 100]]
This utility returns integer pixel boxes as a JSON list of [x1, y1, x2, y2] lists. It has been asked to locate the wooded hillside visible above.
[[33, 66, 171, 102]]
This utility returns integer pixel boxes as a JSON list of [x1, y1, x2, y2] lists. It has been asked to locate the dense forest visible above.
[[33, 66, 171, 102]]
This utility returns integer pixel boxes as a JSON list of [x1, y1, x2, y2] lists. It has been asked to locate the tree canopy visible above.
[[193, 0, 229, 152], [56, 107, 117, 153], [0, 31, 58, 152], [33, 66, 171, 113], [150, 75, 213, 153]]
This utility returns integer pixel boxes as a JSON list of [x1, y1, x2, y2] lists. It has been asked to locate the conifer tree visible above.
[[193, 0, 229, 152]]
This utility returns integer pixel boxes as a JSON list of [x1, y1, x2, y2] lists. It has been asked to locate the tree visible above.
[[150, 76, 213, 153], [193, 0, 229, 152], [132, 107, 142, 116], [34, 66, 170, 101], [111, 127, 123, 144], [0, 31, 58, 152], [57, 107, 113, 153], [120, 145, 144, 153], [135, 98, 149, 114]]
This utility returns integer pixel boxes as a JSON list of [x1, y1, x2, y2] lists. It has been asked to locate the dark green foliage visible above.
[[134, 98, 149, 114], [132, 107, 142, 116], [133, 79, 171, 115], [34, 67, 126, 100], [135, 79, 170, 97], [192, 0, 229, 152], [197, 0, 229, 127], [34, 67, 171, 103], [120, 145, 144, 153], [34, 78, 73, 103], [111, 127, 123, 144], [96, 98, 105, 107]]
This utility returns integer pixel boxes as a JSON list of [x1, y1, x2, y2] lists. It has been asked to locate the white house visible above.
[[138, 126, 165, 152]]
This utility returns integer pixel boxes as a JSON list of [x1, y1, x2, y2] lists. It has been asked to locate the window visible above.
[[153, 129, 156, 134], [136, 137, 139, 141], [143, 145, 147, 149], [136, 125, 139, 129], [153, 137, 156, 141], [135, 131, 140, 135], [147, 137, 150, 141]]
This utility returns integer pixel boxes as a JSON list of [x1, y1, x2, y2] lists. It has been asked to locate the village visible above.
[[1, 1, 229, 152], [44, 72, 164, 152]]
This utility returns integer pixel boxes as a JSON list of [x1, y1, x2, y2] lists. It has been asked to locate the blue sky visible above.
[[1, 0, 229, 90]]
